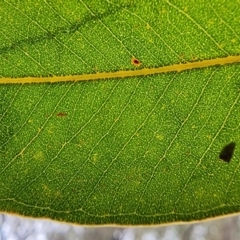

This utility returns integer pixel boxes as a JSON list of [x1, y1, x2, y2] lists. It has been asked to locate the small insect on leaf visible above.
[[219, 142, 236, 163]]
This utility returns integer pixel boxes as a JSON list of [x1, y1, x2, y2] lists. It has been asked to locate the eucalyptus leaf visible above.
[[0, 0, 240, 225]]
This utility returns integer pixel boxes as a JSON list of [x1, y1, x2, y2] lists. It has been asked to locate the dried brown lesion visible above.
[[56, 112, 67, 117], [131, 57, 141, 67]]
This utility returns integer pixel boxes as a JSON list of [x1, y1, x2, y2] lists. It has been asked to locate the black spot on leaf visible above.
[[219, 142, 236, 163]]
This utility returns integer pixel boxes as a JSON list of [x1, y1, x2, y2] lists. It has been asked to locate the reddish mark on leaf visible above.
[[131, 57, 141, 67], [57, 112, 67, 117]]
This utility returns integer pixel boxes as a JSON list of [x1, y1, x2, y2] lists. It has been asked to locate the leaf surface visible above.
[[0, 0, 240, 225]]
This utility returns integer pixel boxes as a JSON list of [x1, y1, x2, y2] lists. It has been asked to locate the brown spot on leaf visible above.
[[57, 112, 67, 117], [131, 57, 141, 67]]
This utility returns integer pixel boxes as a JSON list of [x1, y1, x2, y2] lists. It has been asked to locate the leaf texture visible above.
[[0, 0, 240, 225]]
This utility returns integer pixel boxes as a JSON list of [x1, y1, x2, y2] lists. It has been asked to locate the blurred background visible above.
[[0, 213, 240, 240]]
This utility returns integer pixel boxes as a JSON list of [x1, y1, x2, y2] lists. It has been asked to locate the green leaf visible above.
[[0, 0, 240, 225]]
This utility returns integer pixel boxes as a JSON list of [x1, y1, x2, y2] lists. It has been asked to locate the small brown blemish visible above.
[[131, 57, 141, 67], [57, 112, 67, 117]]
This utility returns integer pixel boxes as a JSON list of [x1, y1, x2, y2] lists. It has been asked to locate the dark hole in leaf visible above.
[[219, 142, 236, 163]]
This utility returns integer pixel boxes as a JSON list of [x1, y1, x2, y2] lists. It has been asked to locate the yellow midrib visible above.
[[1, 55, 239, 84]]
